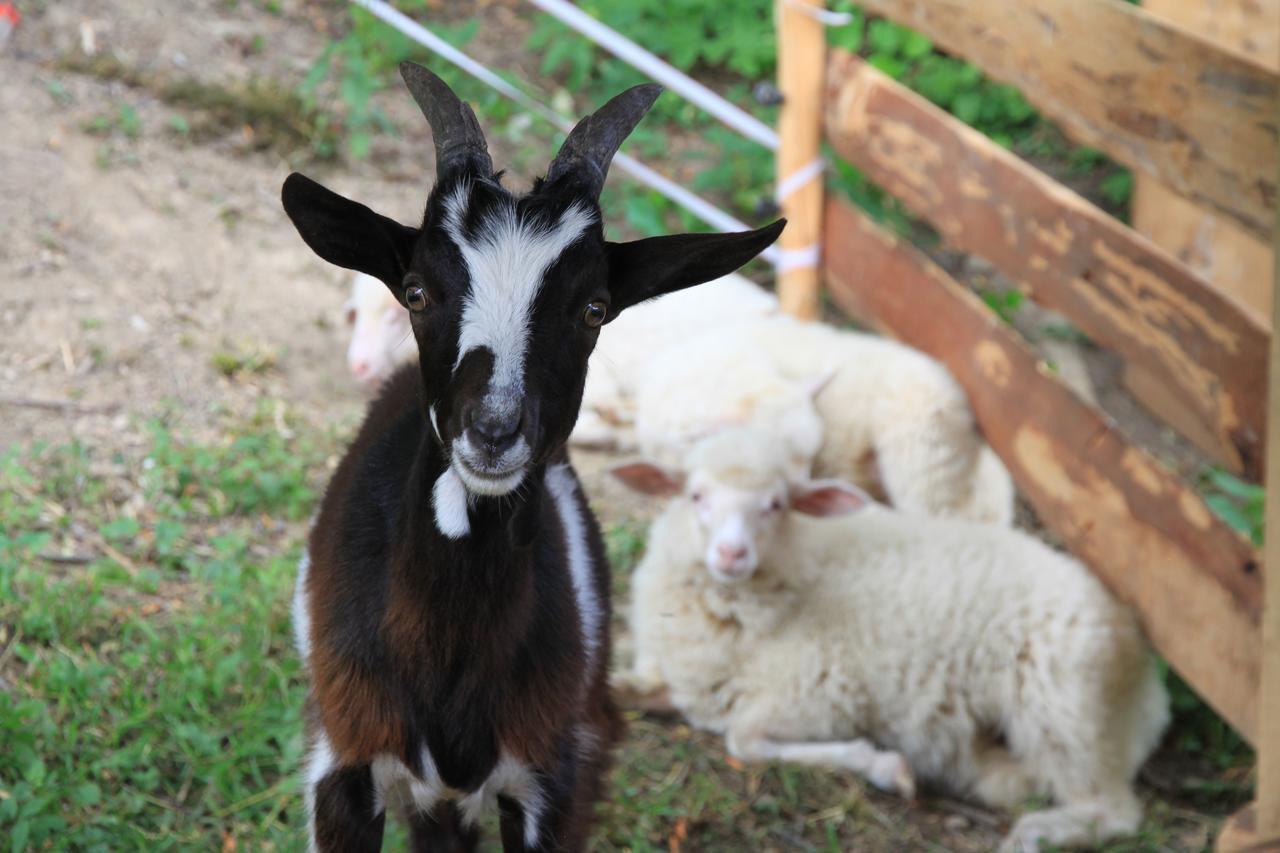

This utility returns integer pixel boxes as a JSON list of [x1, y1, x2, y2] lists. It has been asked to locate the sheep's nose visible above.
[[717, 543, 748, 563], [351, 359, 373, 379]]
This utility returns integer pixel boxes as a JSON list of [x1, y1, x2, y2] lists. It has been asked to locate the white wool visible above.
[[635, 314, 1013, 524], [628, 432, 1169, 850], [344, 273, 415, 387], [574, 274, 779, 449]]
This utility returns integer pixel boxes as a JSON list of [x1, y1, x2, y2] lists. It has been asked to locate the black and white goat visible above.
[[281, 64, 783, 851]]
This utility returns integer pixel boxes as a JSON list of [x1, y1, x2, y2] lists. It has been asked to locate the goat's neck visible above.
[[385, 432, 547, 651]]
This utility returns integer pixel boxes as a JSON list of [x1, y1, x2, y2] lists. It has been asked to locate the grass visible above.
[[0, 404, 1254, 850]]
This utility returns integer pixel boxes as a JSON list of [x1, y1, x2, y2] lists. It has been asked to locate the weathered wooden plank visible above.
[[1256, 130, 1280, 841], [824, 51, 1271, 479], [1132, 0, 1276, 325], [1131, 181, 1272, 326], [1130, 0, 1276, 509], [1144, 0, 1280, 67], [823, 195, 1263, 742], [853, 0, 1279, 241]]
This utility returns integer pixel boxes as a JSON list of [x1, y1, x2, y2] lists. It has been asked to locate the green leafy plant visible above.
[[1199, 468, 1265, 545], [979, 287, 1025, 325], [300, 3, 483, 159]]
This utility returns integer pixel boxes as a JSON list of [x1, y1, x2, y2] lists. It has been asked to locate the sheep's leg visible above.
[[727, 731, 916, 798], [308, 763, 386, 852], [997, 793, 1142, 853]]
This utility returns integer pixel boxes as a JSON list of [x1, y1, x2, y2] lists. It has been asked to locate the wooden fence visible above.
[[773, 0, 1279, 847]]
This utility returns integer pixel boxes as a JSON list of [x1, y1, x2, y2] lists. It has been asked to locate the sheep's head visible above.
[[283, 64, 783, 497], [614, 428, 869, 583], [344, 273, 413, 387]]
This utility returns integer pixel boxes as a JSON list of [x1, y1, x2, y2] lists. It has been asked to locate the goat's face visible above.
[[284, 63, 784, 497]]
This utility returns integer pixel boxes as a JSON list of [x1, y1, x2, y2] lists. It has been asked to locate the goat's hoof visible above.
[[868, 752, 915, 800]]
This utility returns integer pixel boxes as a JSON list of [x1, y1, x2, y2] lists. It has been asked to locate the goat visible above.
[[281, 64, 783, 851], [614, 427, 1168, 853]]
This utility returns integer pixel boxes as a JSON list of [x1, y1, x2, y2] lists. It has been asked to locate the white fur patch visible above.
[[442, 182, 594, 395], [433, 466, 472, 538], [546, 464, 601, 669], [292, 550, 311, 666], [367, 748, 544, 848], [303, 731, 336, 851], [371, 747, 445, 818], [458, 753, 546, 848], [428, 405, 442, 444]]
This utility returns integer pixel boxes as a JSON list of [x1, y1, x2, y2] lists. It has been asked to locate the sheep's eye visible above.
[[770, 497, 784, 512], [690, 491, 704, 504], [406, 285, 428, 313], [344, 307, 357, 326], [583, 301, 607, 328]]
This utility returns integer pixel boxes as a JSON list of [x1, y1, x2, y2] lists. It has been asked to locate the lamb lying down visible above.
[[615, 428, 1169, 852]]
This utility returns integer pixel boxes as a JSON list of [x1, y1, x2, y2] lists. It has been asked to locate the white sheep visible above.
[[343, 272, 415, 387], [614, 427, 1169, 852], [634, 315, 1014, 524]]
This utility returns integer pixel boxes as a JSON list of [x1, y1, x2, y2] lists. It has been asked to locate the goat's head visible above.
[[613, 427, 871, 583], [283, 64, 783, 497]]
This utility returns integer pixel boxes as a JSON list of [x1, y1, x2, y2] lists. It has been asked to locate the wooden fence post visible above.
[[775, 0, 826, 320], [1216, 94, 1280, 853]]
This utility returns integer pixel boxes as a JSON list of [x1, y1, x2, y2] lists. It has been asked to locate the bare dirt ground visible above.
[[0, 1, 1245, 850]]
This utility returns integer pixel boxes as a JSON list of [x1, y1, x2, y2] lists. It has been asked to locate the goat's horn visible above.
[[400, 62, 493, 180], [546, 84, 663, 198]]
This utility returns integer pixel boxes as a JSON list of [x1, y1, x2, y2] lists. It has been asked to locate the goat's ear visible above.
[[604, 220, 785, 316], [282, 173, 419, 288], [611, 462, 685, 497], [790, 479, 870, 517]]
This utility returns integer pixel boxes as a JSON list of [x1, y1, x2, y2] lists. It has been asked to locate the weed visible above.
[[211, 344, 278, 379], [58, 53, 337, 159], [1198, 468, 1265, 546], [979, 287, 1025, 325]]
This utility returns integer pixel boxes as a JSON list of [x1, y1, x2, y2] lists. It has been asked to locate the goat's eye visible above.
[[582, 301, 607, 328], [406, 285, 428, 312], [690, 491, 704, 504]]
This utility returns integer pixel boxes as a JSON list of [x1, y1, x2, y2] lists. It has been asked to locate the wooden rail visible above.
[[851, 0, 1279, 242], [823, 196, 1263, 742], [823, 51, 1271, 480]]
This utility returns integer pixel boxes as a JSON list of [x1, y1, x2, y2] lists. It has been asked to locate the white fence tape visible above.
[[527, 0, 779, 151], [352, 0, 779, 265]]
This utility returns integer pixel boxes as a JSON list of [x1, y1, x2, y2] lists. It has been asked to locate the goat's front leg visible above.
[[726, 729, 916, 799], [307, 762, 386, 852]]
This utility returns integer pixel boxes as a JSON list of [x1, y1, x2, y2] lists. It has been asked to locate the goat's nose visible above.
[[351, 359, 372, 379], [469, 407, 523, 449], [717, 543, 748, 563]]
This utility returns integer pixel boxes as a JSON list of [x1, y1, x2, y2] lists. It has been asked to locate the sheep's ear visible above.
[[802, 370, 837, 400], [611, 462, 685, 497], [790, 479, 870, 517], [603, 220, 786, 317], [282, 173, 419, 290]]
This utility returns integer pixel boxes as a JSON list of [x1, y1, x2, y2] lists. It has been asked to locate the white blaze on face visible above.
[[442, 183, 594, 399]]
